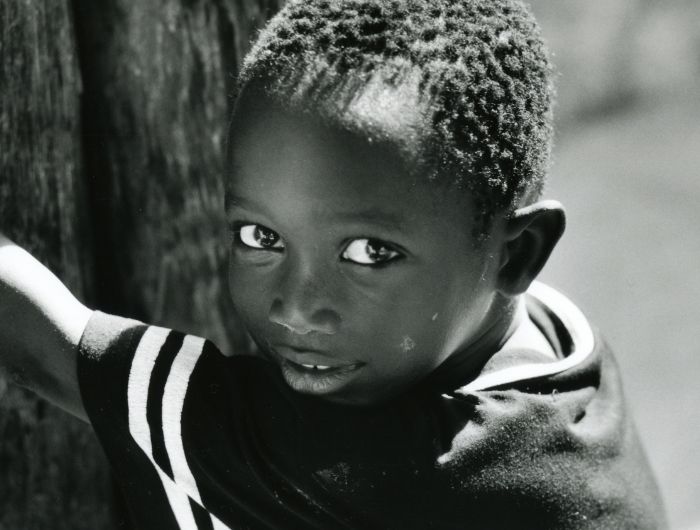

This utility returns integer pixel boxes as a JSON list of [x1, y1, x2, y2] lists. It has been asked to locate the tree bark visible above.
[[1, 0, 282, 528], [72, 0, 283, 353], [0, 1, 112, 529]]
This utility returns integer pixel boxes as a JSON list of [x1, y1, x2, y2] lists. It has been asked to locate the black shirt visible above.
[[78, 282, 666, 529]]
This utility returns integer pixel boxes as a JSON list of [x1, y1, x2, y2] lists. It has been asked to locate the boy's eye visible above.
[[341, 238, 401, 266], [238, 224, 284, 250]]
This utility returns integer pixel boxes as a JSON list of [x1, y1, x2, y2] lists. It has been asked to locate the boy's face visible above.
[[227, 85, 504, 405]]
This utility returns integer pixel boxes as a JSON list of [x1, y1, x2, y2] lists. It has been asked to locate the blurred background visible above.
[[1, 0, 699, 528], [531, 1, 700, 528]]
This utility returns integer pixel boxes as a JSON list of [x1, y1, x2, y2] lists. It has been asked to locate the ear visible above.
[[496, 200, 566, 296]]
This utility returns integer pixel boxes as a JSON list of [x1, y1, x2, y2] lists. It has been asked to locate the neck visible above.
[[465, 293, 523, 359], [423, 294, 522, 391]]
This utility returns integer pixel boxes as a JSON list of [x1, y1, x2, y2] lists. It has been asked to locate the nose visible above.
[[268, 259, 341, 336]]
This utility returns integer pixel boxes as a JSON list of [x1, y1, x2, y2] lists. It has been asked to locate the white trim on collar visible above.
[[459, 281, 595, 392]]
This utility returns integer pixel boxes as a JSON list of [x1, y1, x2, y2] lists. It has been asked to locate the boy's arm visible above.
[[0, 232, 92, 421]]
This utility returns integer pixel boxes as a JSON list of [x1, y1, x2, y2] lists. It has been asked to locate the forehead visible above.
[[227, 83, 477, 237]]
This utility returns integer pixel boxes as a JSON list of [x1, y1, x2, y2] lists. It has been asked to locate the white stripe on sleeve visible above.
[[128, 326, 170, 461], [211, 515, 231, 530], [158, 467, 200, 530], [162, 334, 206, 504], [127, 326, 200, 530], [161, 335, 232, 529]]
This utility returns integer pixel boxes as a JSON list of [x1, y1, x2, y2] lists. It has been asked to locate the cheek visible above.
[[380, 315, 454, 375], [359, 287, 451, 366], [228, 262, 272, 329], [374, 258, 492, 363]]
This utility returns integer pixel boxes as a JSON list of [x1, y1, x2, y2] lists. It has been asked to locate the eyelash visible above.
[[231, 223, 404, 267], [340, 238, 403, 267]]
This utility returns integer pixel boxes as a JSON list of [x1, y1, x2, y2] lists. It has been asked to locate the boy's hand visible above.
[[0, 232, 91, 421]]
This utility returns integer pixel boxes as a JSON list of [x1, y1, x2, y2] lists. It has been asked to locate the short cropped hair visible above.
[[239, 0, 554, 236]]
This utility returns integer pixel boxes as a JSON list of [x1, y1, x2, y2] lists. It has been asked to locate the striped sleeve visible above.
[[78, 311, 231, 530]]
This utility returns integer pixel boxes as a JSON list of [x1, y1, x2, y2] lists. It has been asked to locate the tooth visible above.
[[300, 363, 331, 371]]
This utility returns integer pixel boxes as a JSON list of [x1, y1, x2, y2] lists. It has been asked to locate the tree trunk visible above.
[[72, 0, 283, 352], [0, 1, 112, 529], [1, 0, 282, 528]]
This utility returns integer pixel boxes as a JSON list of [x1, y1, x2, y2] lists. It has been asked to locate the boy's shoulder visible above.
[[432, 282, 667, 528]]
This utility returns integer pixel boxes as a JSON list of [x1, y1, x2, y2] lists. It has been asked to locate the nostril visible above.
[[277, 321, 314, 335], [269, 299, 340, 335]]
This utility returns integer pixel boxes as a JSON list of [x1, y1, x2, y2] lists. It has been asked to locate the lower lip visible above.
[[278, 359, 363, 396]]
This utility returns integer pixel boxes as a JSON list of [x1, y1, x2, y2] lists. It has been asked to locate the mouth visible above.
[[270, 345, 365, 395]]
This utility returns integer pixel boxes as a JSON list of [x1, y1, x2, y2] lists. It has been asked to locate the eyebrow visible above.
[[227, 193, 405, 232], [225, 193, 260, 211]]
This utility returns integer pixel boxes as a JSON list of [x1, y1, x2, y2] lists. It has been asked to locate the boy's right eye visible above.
[[237, 224, 285, 250]]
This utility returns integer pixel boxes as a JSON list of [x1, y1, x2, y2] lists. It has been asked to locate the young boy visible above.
[[0, 0, 666, 528]]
